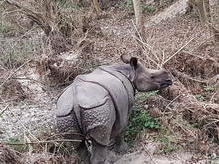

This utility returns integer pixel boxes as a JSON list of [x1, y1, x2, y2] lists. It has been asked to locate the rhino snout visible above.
[[160, 79, 173, 88]]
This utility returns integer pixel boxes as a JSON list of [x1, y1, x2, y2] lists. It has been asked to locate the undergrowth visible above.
[[195, 85, 217, 102], [125, 91, 160, 144], [156, 128, 181, 154], [55, 0, 81, 9], [125, 91, 182, 154], [0, 21, 16, 35], [0, 24, 42, 69], [7, 137, 28, 152], [0, 38, 42, 69], [125, 110, 161, 144]]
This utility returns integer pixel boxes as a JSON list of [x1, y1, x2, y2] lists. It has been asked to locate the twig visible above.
[[132, 21, 161, 67], [172, 70, 208, 84], [163, 36, 195, 65], [210, 92, 217, 103], [0, 105, 9, 116], [203, 119, 219, 128], [133, 35, 160, 67], [12, 77, 47, 86], [2, 139, 82, 145], [164, 94, 181, 110], [132, 20, 144, 43], [0, 60, 31, 88]]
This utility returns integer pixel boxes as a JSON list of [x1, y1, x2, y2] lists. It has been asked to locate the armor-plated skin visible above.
[[56, 55, 172, 164]]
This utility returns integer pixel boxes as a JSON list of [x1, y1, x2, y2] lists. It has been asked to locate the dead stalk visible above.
[[133, 35, 160, 67], [163, 37, 195, 65], [172, 70, 208, 84], [0, 105, 9, 116], [164, 94, 182, 110], [132, 21, 163, 68], [0, 60, 31, 88]]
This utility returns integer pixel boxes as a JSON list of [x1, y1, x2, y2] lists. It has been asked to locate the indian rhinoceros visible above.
[[56, 55, 172, 164]]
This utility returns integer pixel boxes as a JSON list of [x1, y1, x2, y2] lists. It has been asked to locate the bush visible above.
[[125, 110, 161, 143], [125, 91, 161, 144]]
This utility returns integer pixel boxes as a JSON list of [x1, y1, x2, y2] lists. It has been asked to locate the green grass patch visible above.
[[125, 110, 161, 144], [142, 5, 156, 13], [156, 128, 181, 154], [0, 21, 16, 35], [135, 91, 159, 103], [125, 91, 161, 144], [195, 94, 206, 101], [121, 0, 156, 13], [55, 0, 81, 9], [126, 0, 134, 10], [204, 85, 216, 92], [125, 91, 160, 144], [6, 137, 28, 152], [0, 33, 42, 68], [195, 85, 217, 102]]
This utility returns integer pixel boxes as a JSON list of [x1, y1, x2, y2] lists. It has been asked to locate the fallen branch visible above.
[[2, 139, 82, 146]]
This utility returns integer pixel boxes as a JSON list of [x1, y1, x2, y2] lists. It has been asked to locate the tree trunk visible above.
[[209, 0, 219, 45], [132, 0, 144, 39]]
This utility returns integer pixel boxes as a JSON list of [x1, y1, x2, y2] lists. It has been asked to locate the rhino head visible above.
[[120, 55, 172, 91]]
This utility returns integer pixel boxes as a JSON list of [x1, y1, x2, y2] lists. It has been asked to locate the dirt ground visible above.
[[0, 0, 219, 163]]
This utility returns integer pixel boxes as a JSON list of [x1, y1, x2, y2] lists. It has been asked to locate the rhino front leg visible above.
[[87, 139, 109, 164], [114, 134, 128, 154]]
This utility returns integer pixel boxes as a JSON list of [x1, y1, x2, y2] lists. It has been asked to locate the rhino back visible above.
[[76, 81, 109, 109], [78, 67, 133, 138]]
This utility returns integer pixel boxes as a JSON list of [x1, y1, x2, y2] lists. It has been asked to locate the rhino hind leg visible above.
[[88, 139, 109, 164], [113, 134, 128, 154], [57, 112, 81, 133], [56, 113, 82, 148]]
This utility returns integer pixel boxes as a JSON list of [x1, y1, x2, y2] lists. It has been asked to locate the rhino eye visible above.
[[150, 75, 155, 79]]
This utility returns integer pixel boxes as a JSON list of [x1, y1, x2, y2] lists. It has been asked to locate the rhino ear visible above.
[[120, 54, 131, 64], [130, 57, 138, 70]]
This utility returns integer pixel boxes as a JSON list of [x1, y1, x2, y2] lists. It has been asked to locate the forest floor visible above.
[[0, 0, 219, 163]]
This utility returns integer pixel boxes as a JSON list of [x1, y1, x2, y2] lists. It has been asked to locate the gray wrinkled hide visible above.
[[56, 65, 134, 146]]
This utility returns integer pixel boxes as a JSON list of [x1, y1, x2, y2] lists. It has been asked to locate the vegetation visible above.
[[157, 134, 181, 154], [122, 0, 156, 13], [142, 4, 156, 13], [0, 21, 16, 35], [55, 0, 81, 9], [6, 137, 28, 152], [125, 109, 161, 144]]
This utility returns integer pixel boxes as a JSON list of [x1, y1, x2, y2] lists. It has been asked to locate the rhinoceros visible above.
[[56, 55, 172, 164]]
